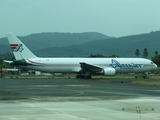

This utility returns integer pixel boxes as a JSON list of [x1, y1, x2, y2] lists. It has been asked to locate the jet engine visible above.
[[102, 68, 116, 76]]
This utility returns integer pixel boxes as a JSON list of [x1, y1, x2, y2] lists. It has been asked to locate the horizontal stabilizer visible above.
[[3, 60, 13, 63]]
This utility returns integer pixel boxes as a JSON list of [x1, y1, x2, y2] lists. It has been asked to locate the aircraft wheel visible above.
[[87, 75, 91, 79], [143, 75, 147, 79], [76, 75, 80, 79]]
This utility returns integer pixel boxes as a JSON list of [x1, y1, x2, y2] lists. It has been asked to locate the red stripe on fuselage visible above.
[[10, 44, 18, 46], [27, 59, 43, 65]]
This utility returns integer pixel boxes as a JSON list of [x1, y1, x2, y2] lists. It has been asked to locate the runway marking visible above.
[[44, 108, 89, 120], [147, 90, 160, 92], [12, 101, 89, 120], [66, 85, 90, 87], [122, 107, 154, 113], [84, 89, 133, 96], [30, 85, 90, 87], [117, 97, 160, 102], [30, 85, 58, 87], [30, 90, 84, 96]]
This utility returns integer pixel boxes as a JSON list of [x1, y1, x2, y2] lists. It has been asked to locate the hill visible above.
[[0, 31, 160, 58], [34, 31, 160, 58], [0, 32, 111, 52]]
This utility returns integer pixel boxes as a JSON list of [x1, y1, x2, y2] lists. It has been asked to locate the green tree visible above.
[[154, 51, 158, 56], [89, 54, 105, 58], [0, 53, 15, 69], [107, 54, 119, 58], [135, 49, 140, 57], [89, 54, 119, 58], [152, 54, 160, 67], [143, 48, 148, 58]]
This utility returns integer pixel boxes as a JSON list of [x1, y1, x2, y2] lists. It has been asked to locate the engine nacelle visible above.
[[102, 68, 116, 76]]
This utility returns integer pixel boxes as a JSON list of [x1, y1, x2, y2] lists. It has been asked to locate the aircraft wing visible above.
[[80, 62, 103, 72]]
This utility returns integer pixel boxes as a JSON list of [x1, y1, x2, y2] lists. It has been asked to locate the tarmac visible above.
[[0, 78, 160, 120]]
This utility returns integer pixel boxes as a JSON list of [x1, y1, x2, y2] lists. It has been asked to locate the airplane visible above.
[[4, 33, 157, 79]]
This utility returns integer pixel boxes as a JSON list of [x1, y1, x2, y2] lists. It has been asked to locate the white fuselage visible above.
[[19, 58, 157, 74]]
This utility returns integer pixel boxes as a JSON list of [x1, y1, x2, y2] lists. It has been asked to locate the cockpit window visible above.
[[151, 62, 153, 64]]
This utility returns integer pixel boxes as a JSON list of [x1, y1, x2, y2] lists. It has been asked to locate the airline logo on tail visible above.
[[10, 44, 24, 52]]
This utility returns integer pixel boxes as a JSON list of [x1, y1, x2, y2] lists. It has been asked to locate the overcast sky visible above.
[[1, 0, 160, 38]]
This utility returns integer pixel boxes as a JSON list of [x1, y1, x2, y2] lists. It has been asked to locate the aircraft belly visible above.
[[116, 68, 135, 73], [23, 66, 76, 73]]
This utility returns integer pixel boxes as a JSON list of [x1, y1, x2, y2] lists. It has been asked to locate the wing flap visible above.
[[80, 62, 103, 72]]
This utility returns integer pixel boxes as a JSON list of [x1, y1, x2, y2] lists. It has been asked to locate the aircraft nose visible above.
[[154, 64, 158, 68]]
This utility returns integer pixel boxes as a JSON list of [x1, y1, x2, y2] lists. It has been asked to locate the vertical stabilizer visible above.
[[6, 33, 38, 60]]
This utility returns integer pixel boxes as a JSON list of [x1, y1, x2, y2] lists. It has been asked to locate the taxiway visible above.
[[0, 78, 160, 120]]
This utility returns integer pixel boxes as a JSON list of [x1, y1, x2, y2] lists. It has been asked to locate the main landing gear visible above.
[[143, 74, 147, 79], [76, 70, 92, 79], [76, 73, 92, 79], [135, 73, 148, 79]]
